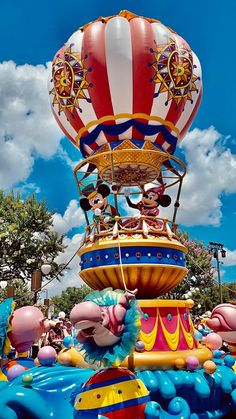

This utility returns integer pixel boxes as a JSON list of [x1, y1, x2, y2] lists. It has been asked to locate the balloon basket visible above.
[[78, 219, 188, 297], [74, 141, 186, 187]]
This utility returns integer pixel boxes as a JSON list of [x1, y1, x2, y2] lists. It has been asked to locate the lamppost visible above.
[[209, 242, 226, 304], [31, 261, 52, 305], [0, 281, 15, 298], [40, 288, 49, 304]]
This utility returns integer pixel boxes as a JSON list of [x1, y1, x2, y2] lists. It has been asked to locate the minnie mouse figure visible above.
[[124, 185, 171, 228], [80, 184, 117, 230]]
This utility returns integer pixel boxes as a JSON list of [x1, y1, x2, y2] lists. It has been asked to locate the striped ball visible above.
[[74, 367, 150, 418]]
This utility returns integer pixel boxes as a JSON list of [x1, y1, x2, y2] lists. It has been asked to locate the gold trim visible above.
[[80, 264, 188, 272], [78, 238, 187, 254], [138, 300, 194, 308], [76, 113, 179, 143], [87, 191, 97, 199], [122, 347, 213, 371], [73, 147, 187, 192], [79, 264, 188, 297], [79, 10, 173, 32]]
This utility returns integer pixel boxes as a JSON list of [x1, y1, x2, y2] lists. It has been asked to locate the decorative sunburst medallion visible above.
[[150, 38, 199, 105], [50, 45, 91, 114]]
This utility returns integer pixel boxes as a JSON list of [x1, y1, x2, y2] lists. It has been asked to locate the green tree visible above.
[[51, 285, 91, 316], [0, 190, 66, 304], [0, 279, 33, 307], [164, 231, 229, 313], [225, 281, 236, 302]]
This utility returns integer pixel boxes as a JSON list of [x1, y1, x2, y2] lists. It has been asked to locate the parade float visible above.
[[0, 10, 236, 419]]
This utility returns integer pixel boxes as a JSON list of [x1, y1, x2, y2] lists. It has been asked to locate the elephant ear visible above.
[[41, 318, 52, 331], [206, 317, 221, 331], [80, 288, 141, 367]]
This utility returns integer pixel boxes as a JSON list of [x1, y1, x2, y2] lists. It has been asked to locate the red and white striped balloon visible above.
[[49, 10, 202, 158]]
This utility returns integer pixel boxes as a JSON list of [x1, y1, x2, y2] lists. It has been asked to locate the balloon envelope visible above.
[[49, 10, 202, 158]]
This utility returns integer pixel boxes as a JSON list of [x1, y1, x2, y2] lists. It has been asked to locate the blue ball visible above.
[[213, 350, 222, 359], [224, 355, 235, 368], [63, 336, 74, 348], [194, 331, 203, 341], [73, 338, 79, 346]]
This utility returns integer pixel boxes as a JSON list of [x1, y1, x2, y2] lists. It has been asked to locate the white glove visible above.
[[94, 208, 101, 216], [104, 216, 111, 223], [124, 188, 130, 198]]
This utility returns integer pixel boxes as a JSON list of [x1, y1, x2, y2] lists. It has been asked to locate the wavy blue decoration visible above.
[[0, 362, 235, 418], [79, 120, 177, 157], [145, 398, 191, 418]]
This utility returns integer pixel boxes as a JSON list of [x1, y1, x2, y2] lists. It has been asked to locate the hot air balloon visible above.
[[48, 10, 198, 297]]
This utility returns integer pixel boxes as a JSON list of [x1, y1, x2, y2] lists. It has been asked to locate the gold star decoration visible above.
[[50, 45, 91, 114], [151, 38, 199, 105]]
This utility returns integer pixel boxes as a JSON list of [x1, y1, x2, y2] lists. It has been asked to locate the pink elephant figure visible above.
[[70, 290, 137, 347], [8, 306, 51, 353], [206, 303, 236, 346]]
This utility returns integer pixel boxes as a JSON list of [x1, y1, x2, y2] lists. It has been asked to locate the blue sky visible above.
[[0, 0, 236, 294]]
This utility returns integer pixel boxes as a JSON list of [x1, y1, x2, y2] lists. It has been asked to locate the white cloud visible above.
[[0, 60, 63, 189], [222, 249, 236, 267], [52, 199, 85, 234], [57, 146, 81, 170], [13, 182, 41, 196], [47, 233, 85, 297], [163, 127, 236, 227], [120, 127, 236, 228]]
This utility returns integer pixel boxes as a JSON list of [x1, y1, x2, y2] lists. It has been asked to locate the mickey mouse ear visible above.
[[97, 184, 110, 197], [159, 194, 171, 207]]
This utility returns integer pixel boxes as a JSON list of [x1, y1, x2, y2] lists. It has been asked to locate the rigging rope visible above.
[[0, 236, 85, 303]]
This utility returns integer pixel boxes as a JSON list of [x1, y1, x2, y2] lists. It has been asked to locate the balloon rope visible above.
[[117, 229, 132, 293], [187, 253, 236, 295], [109, 150, 131, 292], [1, 236, 86, 303]]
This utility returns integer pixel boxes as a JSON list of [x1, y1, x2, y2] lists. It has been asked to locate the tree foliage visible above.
[[51, 285, 91, 315], [0, 279, 33, 308], [0, 190, 66, 303], [164, 231, 235, 313]]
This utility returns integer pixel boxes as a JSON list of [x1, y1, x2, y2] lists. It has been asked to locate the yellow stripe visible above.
[[76, 113, 180, 144], [179, 309, 194, 349], [75, 378, 149, 410], [158, 308, 180, 351], [140, 313, 158, 351]]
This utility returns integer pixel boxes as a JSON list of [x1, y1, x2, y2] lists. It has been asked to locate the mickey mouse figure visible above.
[[124, 184, 171, 228], [80, 184, 117, 230]]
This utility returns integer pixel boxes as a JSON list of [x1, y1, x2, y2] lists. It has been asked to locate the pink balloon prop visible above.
[[7, 364, 25, 381], [38, 346, 57, 366], [8, 306, 48, 353], [205, 333, 222, 350], [186, 356, 200, 371]]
